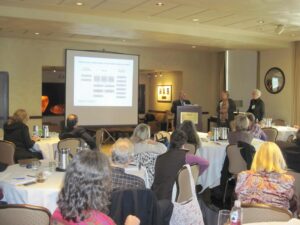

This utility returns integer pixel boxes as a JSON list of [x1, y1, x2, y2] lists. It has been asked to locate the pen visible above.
[[14, 177, 25, 180]]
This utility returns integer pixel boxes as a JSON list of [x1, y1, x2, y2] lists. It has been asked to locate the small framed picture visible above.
[[157, 85, 172, 102]]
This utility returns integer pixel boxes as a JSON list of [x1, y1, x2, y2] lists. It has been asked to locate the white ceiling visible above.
[[0, 0, 300, 50]]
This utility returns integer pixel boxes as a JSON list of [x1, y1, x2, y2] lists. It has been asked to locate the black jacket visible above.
[[216, 98, 236, 125], [247, 98, 265, 121], [59, 126, 96, 149], [4, 122, 42, 161], [151, 148, 186, 201], [277, 141, 300, 172]]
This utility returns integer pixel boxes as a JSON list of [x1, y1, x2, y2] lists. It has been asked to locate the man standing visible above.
[[171, 91, 191, 128], [247, 89, 265, 122], [217, 91, 236, 128]]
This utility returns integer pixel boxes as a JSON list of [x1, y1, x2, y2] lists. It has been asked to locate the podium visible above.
[[176, 105, 202, 131]]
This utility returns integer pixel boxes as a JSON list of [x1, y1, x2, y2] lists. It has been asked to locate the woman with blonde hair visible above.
[[235, 142, 297, 211], [4, 109, 42, 162], [130, 123, 166, 154]]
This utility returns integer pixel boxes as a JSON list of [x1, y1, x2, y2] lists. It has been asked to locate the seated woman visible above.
[[246, 113, 267, 141], [130, 123, 167, 155], [151, 130, 209, 201], [4, 109, 42, 162], [235, 142, 297, 212], [228, 114, 254, 145], [51, 150, 140, 225], [179, 120, 201, 149]]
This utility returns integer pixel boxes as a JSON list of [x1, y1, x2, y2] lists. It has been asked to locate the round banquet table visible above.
[[272, 126, 298, 141], [244, 219, 300, 225], [0, 161, 149, 213], [34, 137, 60, 160]]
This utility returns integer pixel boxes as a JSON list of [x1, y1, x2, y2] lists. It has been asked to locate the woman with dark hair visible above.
[[51, 150, 140, 225], [179, 120, 201, 149], [4, 109, 42, 162], [151, 130, 209, 201]]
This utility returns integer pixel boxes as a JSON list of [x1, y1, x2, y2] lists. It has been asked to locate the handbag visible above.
[[170, 164, 205, 225]]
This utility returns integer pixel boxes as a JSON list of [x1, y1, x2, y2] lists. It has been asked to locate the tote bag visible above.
[[170, 164, 205, 225]]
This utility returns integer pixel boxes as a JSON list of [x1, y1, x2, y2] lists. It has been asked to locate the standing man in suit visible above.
[[171, 91, 191, 128]]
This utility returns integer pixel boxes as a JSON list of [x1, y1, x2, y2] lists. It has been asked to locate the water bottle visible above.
[[42, 125, 49, 138], [83, 143, 90, 151], [33, 125, 39, 137], [230, 200, 242, 225]]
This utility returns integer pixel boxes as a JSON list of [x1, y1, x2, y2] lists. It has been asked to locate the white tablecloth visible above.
[[245, 219, 300, 225], [196, 132, 264, 191], [0, 162, 149, 213], [272, 126, 298, 141], [34, 137, 59, 160]]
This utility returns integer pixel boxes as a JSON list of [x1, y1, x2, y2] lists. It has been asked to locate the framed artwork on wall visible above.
[[157, 85, 172, 102]]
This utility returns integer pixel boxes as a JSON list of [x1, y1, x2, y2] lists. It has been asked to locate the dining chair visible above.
[[272, 119, 286, 126], [287, 134, 295, 143], [190, 163, 200, 184], [0, 204, 51, 225], [262, 127, 278, 142], [0, 140, 15, 165], [183, 143, 197, 155], [175, 165, 194, 203], [242, 203, 292, 223], [223, 144, 247, 205], [57, 138, 81, 157]]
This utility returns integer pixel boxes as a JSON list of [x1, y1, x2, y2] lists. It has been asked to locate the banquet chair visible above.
[[183, 143, 196, 155], [272, 119, 286, 126], [262, 127, 278, 142], [223, 144, 247, 204], [287, 170, 300, 199], [0, 204, 51, 225], [154, 131, 171, 143], [175, 165, 194, 203], [57, 138, 81, 157], [287, 134, 295, 143], [0, 140, 15, 165], [242, 203, 292, 223], [95, 129, 103, 148]]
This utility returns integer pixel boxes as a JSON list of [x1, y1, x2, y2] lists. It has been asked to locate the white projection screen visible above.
[[65, 49, 139, 126]]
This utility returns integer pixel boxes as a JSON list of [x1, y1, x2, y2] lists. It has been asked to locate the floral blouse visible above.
[[235, 170, 295, 210], [51, 208, 116, 225]]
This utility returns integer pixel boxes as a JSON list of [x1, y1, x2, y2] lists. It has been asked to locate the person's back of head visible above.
[[131, 123, 151, 143], [66, 114, 78, 129], [235, 114, 249, 131], [8, 109, 28, 125], [246, 113, 255, 123], [111, 138, 134, 166], [179, 120, 200, 147], [169, 129, 187, 150], [251, 142, 287, 174], [57, 150, 111, 222]]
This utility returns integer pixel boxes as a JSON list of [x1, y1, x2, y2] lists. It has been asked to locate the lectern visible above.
[[176, 105, 202, 131]]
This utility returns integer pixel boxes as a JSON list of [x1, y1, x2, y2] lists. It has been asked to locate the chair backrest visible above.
[[0, 140, 15, 165], [95, 129, 103, 148], [183, 143, 196, 155], [58, 138, 81, 156], [272, 119, 286, 126], [175, 166, 193, 203], [242, 203, 292, 223], [226, 144, 247, 175], [134, 152, 159, 187], [0, 204, 51, 225], [154, 131, 171, 143], [190, 164, 199, 184], [287, 134, 295, 143], [262, 127, 278, 142], [287, 170, 300, 199]]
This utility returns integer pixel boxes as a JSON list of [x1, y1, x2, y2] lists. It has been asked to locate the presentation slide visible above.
[[74, 56, 133, 107], [65, 50, 139, 126]]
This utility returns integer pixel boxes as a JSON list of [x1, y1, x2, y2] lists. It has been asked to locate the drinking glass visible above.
[[217, 209, 230, 225]]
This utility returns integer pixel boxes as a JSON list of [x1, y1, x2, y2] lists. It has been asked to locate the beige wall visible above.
[[259, 43, 295, 125], [0, 37, 219, 131]]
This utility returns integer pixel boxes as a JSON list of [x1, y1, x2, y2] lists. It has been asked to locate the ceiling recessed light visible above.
[[258, 20, 264, 24], [291, 33, 296, 37], [156, 2, 164, 6], [122, 39, 126, 42], [76, 2, 83, 6], [192, 46, 196, 49], [34, 32, 40, 35], [192, 18, 199, 22]]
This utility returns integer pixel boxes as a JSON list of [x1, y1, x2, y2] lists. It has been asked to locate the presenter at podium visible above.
[[171, 91, 191, 128]]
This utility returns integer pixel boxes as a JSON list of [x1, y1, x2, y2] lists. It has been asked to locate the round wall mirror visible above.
[[264, 67, 285, 94]]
